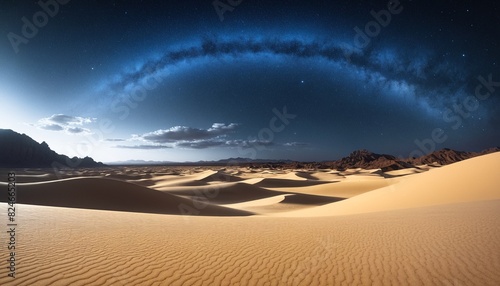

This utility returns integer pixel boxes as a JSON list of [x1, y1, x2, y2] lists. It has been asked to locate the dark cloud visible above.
[[116, 138, 292, 150], [176, 140, 226, 149], [140, 123, 238, 143], [67, 127, 89, 134], [34, 114, 94, 134], [131, 123, 310, 150], [176, 139, 275, 149], [115, 145, 172, 150], [226, 140, 275, 148], [46, 114, 93, 125], [129, 126, 277, 150], [39, 124, 64, 131]]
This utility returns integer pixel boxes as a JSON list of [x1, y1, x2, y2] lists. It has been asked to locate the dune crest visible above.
[[278, 152, 500, 217]]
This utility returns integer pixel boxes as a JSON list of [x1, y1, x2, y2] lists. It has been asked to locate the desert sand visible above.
[[0, 152, 499, 285]]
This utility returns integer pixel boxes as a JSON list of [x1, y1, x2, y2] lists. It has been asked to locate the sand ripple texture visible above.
[[0, 199, 499, 286]]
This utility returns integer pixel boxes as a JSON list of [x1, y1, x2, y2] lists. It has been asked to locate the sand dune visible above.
[[383, 167, 426, 177], [158, 182, 340, 208], [300, 171, 346, 181], [160, 182, 284, 203], [1, 177, 252, 216], [279, 152, 500, 217], [198, 170, 246, 183], [0, 169, 63, 183], [142, 170, 220, 187], [223, 194, 319, 213], [240, 177, 265, 184], [268, 179, 396, 198], [136, 169, 248, 188], [225, 194, 290, 208], [254, 178, 332, 188], [275, 172, 310, 180]]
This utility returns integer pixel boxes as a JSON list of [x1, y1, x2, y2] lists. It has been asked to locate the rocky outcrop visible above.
[[0, 129, 105, 168], [328, 149, 413, 171]]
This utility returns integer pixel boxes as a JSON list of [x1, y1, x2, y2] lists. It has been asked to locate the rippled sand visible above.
[[0, 153, 499, 285]]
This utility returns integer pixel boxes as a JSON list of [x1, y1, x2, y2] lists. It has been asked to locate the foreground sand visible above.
[[0, 153, 499, 285], [0, 200, 499, 285]]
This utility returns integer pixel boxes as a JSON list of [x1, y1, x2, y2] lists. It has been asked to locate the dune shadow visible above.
[[2, 177, 253, 217], [255, 178, 332, 188], [280, 194, 345, 206]]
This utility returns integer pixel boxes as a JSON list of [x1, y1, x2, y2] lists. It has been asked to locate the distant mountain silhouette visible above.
[[407, 148, 475, 166], [479, 147, 500, 155], [327, 149, 413, 171], [327, 148, 500, 171], [108, 148, 499, 170], [3, 128, 496, 171], [280, 148, 499, 171], [0, 129, 105, 168]]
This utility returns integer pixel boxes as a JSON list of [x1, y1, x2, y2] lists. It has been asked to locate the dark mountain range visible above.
[[281, 148, 499, 171], [479, 147, 500, 155], [407, 148, 475, 166], [0, 129, 105, 168], [325, 148, 499, 171], [326, 149, 414, 171], [1, 128, 498, 171], [327, 148, 500, 171], [107, 148, 499, 171]]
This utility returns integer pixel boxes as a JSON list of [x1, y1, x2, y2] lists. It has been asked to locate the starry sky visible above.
[[1, 0, 499, 162]]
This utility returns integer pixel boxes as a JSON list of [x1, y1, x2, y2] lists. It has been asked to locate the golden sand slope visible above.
[[0, 200, 499, 285], [279, 152, 500, 217]]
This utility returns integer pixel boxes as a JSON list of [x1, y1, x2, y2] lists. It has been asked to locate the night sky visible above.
[[1, 0, 499, 162]]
